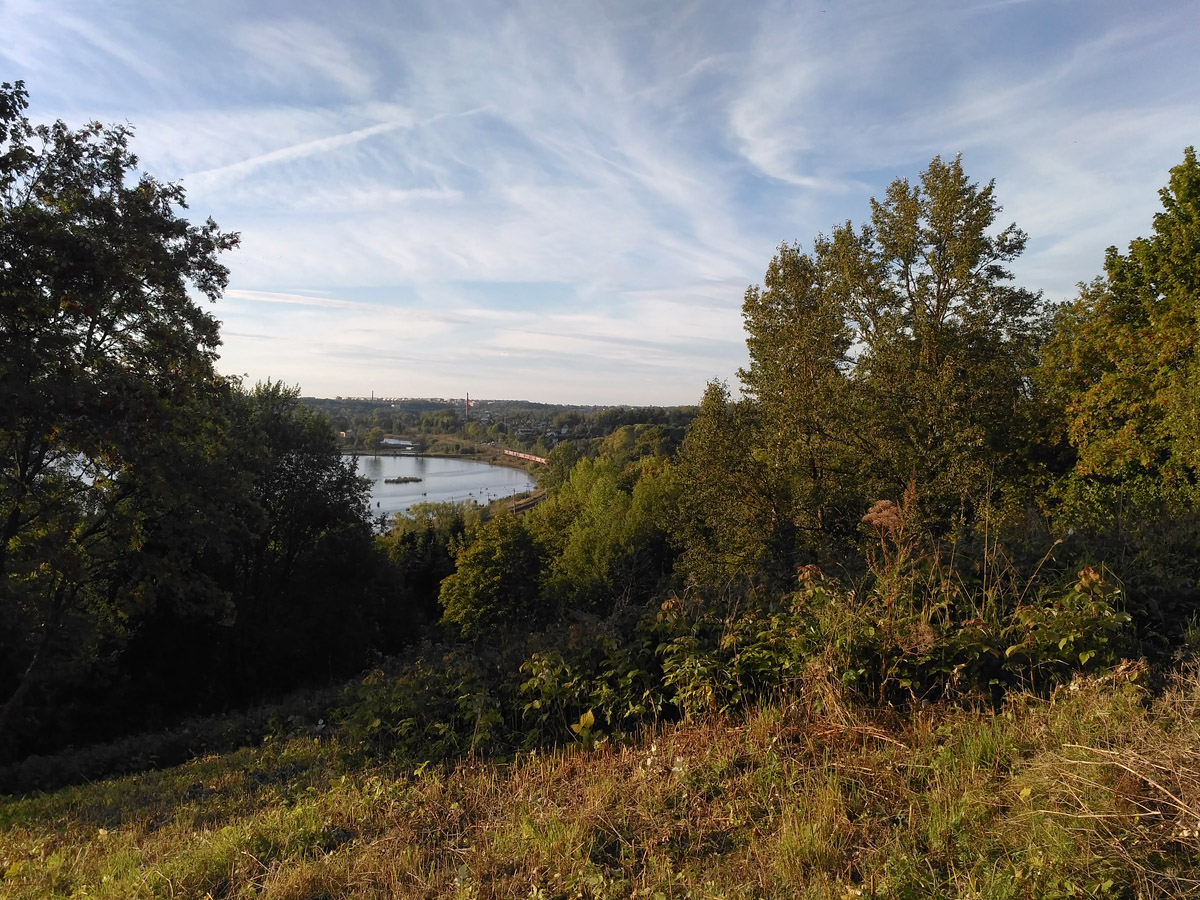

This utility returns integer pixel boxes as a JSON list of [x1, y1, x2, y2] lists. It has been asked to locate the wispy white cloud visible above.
[[233, 19, 374, 98], [225, 289, 373, 310], [0, 0, 163, 83], [183, 120, 413, 188], [6, 0, 1198, 402]]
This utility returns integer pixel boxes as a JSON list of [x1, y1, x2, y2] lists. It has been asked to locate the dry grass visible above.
[[2, 662, 1198, 899]]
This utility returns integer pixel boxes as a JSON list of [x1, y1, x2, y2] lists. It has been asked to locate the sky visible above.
[[2, 0, 1197, 405]]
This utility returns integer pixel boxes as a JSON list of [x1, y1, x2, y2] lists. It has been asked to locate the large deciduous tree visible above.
[[0, 82, 240, 746], [676, 156, 1045, 587], [1041, 147, 1200, 480], [1036, 148, 1200, 625], [738, 240, 858, 550], [229, 381, 377, 688], [822, 154, 1043, 530]]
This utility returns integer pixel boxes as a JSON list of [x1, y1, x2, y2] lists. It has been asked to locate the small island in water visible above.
[[383, 476, 422, 484]]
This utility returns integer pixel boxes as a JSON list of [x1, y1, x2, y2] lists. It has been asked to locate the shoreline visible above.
[[342, 446, 539, 473]]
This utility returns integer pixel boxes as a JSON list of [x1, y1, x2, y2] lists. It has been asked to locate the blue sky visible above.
[[3, 0, 1197, 404]]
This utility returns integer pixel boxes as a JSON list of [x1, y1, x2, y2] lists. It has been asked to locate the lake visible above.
[[356, 455, 537, 521]]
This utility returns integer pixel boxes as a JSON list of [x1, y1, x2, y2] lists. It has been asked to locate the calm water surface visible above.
[[356, 455, 537, 521]]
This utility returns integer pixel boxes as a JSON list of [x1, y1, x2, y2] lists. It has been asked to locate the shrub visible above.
[[340, 647, 508, 762], [519, 607, 663, 746]]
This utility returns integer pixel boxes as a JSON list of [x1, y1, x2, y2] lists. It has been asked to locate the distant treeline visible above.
[[302, 395, 695, 458]]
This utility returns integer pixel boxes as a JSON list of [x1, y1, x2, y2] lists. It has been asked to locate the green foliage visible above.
[[218, 381, 379, 690], [567, 708, 601, 750], [658, 591, 809, 718], [529, 457, 676, 614], [438, 514, 549, 639], [537, 440, 581, 491], [594, 423, 674, 473], [1039, 148, 1200, 632], [346, 537, 1134, 776], [0, 86, 398, 757], [363, 425, 384, 451], [826, 156, 1045, 528], [0, 81, 241, 751], [519, 609, 663, 746], [671, 381, 790, 588], [739, 240, 858, 549], [658, 547, 1133, 714], [1002, 567, 1131, 681], [674, 156, 1046, 593], [376, 502, 478, 637], [341, 650, 507, 762], [1041, 147, 1200, 481]]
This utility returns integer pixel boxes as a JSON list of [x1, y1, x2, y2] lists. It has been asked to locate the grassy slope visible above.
[[1, 664, 1198, 899]]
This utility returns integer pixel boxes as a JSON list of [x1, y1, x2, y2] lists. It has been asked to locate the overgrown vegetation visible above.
[[3, 663, 1198, 898], [340, 552, 1134, 768]]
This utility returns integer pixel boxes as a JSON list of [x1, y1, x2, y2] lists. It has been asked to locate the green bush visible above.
[[340, 550, 1135, 769], [519, 608, 663, 746], [657, 590, 809, 718], [340, 648, 507, 762]]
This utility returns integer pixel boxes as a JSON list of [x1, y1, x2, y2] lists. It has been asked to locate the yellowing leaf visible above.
[[571, 709, 595, 734]]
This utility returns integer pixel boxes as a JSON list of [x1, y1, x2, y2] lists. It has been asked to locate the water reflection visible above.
[[356, 455, 537, 521]]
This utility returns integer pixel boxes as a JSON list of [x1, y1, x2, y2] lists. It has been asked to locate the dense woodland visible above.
[[3, 75, 1200, 821]]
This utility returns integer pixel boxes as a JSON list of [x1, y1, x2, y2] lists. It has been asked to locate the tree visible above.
[[530, 455, 675, 612], [438, 515, 548, 639], [671, 381, 791, 587], [225, 382, 377, 688], [738, 158, 1041, 545], [378, 502, 475, 637], [822, 154, 1043, 529], [672, 157, 1045, 589], [0, 82, 240, 747], [116, 381, 406, 722], [538, 441, 582, 491], [1041, 147, 1200, 480], [738, 241, 858, 549], [1035, 149, 1200, 627]]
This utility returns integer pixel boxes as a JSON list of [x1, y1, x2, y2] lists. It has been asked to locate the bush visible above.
[[339, 646, 510, 763], [341, 546, 1135, 768], [519, 607, 664, 746]]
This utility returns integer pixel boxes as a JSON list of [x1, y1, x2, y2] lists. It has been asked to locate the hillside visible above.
[[2, 662, 1198, 899]]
